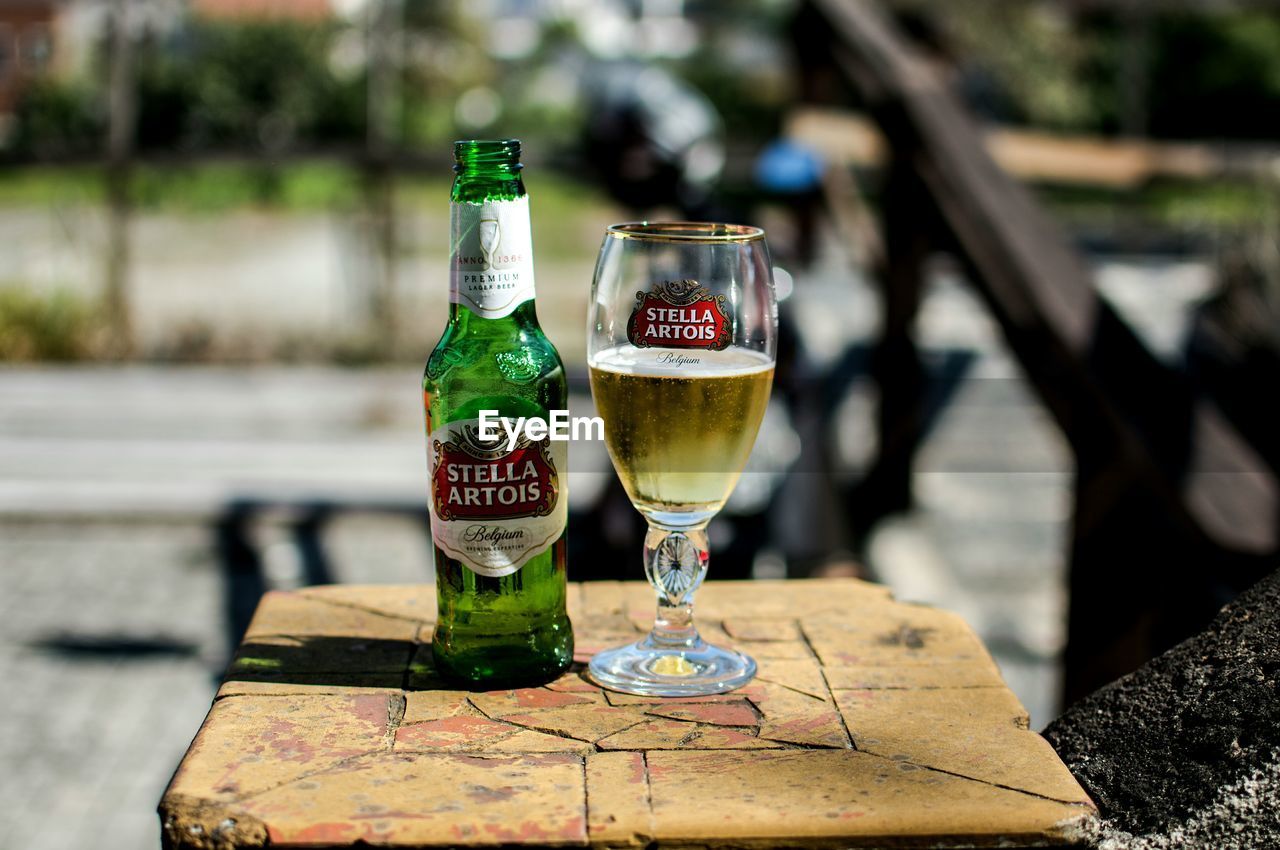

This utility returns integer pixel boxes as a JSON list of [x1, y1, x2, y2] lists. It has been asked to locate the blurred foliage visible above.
[[6, 19, 367, 160], [1142, 12, 1280, 140], [2, 2, 1278, 164], [1042, 179, 1280, 231], [135, 21, 366, 153], [0, 162, 362, 212], [894, 1, 1280, 140], [7, 79, 103, 160], [0, 287, 100, 361], [0, 164, 616, 266], [128, 161, 362, 211], [0, 165, 104, 205], [894, 0, 1097, 131]]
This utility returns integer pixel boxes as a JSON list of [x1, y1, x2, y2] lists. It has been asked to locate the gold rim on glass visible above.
[[606, 221, 765, 243]]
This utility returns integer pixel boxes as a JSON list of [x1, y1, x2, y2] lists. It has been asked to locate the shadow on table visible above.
[[223, 633, 418, 691]]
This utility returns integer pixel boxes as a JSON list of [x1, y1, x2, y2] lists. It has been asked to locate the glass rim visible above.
[[606, 221, 765, 243]]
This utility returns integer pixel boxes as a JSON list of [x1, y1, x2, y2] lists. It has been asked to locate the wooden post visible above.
[[364, 0, 401, 356], [1117, 0, 1151, 139], [104, 0, 136, 357], [808, 0, 1279, 697], [844, 157, 931, 532]]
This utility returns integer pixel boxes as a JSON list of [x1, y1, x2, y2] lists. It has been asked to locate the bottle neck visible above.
[[447, 299, 540, 330], [447, 188, 537, 329], [451, 174, 525, 204], [448, 140, 537, 328], [452, 138, 524, 201]]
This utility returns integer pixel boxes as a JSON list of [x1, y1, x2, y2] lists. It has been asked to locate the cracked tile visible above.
[[833, 687, 1093, 804], [758, 712, 849, 749], [644, 749, 1092, 844], [823, 659, 1005, 690], [803, 603, 992, 667], [401, 690, 471, 725], [502, 703, 650, 743], [470, 687, 603, 717], [722, 617, 803, 642], [586, 752, 652, 846], [597, 718, 784, 750], [165, 694, 392, 801], [297, 584, 436, 624], [543, 669, 605, 694], [750, 682, 849, 748], [645, 700, 758, 727], [756, 657, 831, 700], [233, 752, 586, 846], [245, 590, 420, 642], [489, 729, 595, 755], [393, 715, 518, 751]]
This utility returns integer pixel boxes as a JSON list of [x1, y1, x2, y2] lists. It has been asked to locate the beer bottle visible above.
[[423, 139, 572, 687]]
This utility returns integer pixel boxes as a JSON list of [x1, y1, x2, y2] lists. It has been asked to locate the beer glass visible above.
[[586, 222, 777, 696]]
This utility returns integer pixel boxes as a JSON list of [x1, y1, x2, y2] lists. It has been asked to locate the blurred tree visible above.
[[0, 287, 99, 361], [169, 21, 365, 152], [891, 0, 1099, 131], [893, 1, 1280, 141], [1143, 12, 1280, 141], [6, 18, 367, 160], [7, 78, 102, 160]]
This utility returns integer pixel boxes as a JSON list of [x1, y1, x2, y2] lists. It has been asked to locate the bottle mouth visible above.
[[454, 139, 522, 171], [606, 221, 765, 243]]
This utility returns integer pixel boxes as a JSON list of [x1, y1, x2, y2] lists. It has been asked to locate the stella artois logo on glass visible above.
[[627, 279, 731, 350]]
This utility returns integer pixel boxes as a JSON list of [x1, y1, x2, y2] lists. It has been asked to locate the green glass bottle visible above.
[[423, 139, 573, 688]]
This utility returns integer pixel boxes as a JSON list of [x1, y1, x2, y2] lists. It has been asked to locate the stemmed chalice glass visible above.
[[586, 222, 777, 696]]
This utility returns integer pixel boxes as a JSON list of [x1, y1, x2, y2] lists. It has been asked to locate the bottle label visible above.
[[627, 279, 731, 350], [450, 196, 536, 319], [427, 416, 566, 577]]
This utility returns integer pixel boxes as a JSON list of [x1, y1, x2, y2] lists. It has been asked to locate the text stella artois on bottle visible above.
[[422, 139, 572, 688], [427, 418, 565, 577]]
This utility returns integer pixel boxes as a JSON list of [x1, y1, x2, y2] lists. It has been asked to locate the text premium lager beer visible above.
[[423, 139, 572, 687]]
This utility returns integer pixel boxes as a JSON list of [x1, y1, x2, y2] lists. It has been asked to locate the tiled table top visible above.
[[158, 579, 1096, 848]]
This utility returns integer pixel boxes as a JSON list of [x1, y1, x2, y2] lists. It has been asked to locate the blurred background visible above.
[[2, 0, 1279, 846]]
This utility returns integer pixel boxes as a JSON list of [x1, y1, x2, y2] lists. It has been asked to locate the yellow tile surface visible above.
[[159, 580, 1096, 848]]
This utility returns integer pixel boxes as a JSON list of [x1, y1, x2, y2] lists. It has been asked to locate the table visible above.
[[159, 580, 1097, 848]]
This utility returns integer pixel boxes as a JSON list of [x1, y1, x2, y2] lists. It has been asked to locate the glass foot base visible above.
[[587, 638, 757, 697]]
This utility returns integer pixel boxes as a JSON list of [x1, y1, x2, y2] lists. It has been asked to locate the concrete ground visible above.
[[0, 248, 1211, 849]]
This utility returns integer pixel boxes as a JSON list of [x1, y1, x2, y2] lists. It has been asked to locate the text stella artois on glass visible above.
[[627, 279, 731, 350]]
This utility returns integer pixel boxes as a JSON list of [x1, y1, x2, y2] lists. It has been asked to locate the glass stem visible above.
[[643, 524, 710, 649]]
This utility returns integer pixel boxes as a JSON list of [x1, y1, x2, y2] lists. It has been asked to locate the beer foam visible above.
[[589, 344, 774, 378]]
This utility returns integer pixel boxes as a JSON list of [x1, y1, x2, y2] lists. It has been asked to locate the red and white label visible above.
[[427, 417, 566, 577], [627, 279, 731, 351]]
